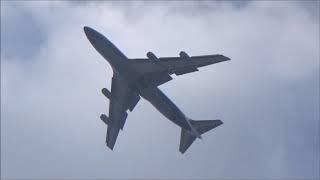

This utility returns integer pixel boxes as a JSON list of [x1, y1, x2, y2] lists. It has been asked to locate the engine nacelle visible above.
[[146, 52, 158, 61], [179, 51, 190, 59], [100, 114, 111, 126], [101, 88, 111, 99]]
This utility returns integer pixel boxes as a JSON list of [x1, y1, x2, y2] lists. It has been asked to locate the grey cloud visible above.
[[1, 1, 319, 179], [1, 1, 46, 60]]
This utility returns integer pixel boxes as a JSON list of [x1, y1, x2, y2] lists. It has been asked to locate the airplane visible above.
[[84, 26, 230, 154]]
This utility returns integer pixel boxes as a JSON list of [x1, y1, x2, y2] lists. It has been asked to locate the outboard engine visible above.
[[179, 51, 190, 59], [100, 114, 111, 126], [102, 88, 111, 99], [146, 52, 158, 61]]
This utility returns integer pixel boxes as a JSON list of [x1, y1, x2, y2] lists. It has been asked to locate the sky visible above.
[[1, 1, 319, 179]]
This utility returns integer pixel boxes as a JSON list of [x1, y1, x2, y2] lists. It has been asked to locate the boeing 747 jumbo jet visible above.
[[84, 26, 230, 153]]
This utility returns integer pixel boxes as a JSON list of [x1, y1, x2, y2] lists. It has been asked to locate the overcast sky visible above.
[[1, 1, 319, 179]]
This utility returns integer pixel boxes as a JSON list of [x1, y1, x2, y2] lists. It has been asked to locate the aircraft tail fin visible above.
[[179, 120, 223, 154]]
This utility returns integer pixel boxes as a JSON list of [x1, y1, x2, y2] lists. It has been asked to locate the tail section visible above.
[[179, 120, 223, 154]]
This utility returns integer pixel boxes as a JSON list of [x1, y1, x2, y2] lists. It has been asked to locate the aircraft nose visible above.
[[83, 26, 92, 36], [84, 26, 98, 42]]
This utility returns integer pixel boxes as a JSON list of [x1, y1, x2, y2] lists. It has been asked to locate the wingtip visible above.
[[214, 119, 223, 127], [106, 141, 115, 150], [215, 54, 231, 62], [224, 56, 231, 61], [179, 150, 186, 154]]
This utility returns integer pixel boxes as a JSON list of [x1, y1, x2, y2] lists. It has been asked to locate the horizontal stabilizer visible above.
[[179, 129, 197, 154], [179, 120, 223, 154], [190, 120, 223, 134]]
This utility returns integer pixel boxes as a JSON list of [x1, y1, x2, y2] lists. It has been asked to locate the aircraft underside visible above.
[[84, 26, 230, 153]]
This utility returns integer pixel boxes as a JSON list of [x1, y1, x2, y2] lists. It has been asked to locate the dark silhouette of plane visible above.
[[84, 26, 230, 153]]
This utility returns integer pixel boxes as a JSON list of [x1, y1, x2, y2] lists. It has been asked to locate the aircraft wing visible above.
[[130, 53, 230, 87], [101, 73, 140, 150], [157, 54, 230, 76]]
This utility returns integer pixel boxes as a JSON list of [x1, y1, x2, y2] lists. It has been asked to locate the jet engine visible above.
[[102, 88, 111, 99], [146, 52, 158, 61], [179, 51, 190, 59], [100, 114, 111, 126]]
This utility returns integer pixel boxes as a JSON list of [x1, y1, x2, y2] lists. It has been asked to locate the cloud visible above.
[[1, 2, 46, 60], [1, 1, 319, 179]]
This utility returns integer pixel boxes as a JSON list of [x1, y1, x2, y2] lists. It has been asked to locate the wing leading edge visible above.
[[129, 52, 230, 87]]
